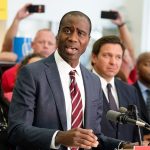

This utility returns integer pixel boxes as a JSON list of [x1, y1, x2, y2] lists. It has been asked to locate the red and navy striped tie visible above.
[[69, 70, 83, 129]]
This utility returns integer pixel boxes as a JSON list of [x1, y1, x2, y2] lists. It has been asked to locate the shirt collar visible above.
[[92, 68, 115, 90], [54, 49, 81, 76], [137, 80, 150, 93]]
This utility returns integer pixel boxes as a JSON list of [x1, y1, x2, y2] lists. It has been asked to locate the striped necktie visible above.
[[69, 70, 83, 129]]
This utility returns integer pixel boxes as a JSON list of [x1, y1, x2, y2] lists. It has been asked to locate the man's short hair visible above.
[[92, 35, 126, 56], [58, 11, 92, 35], [137, 52, 150, 67]]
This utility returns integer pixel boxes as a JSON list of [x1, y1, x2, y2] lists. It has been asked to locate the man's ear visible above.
[[91, 53, 97, 65], [31, 41, 34, 48]]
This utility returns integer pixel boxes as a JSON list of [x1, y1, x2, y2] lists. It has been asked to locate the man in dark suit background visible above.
[[133, 52, 150, 142], [91, 35, 141, 142]]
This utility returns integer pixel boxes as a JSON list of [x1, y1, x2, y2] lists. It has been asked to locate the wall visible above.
[[0, 0, 144, 56], [7, 0, 124, 27], [0, 21, 6, 51], [6, 0, 124, 36], [141, 0, 150, 52], [124, 0, 144, 56]]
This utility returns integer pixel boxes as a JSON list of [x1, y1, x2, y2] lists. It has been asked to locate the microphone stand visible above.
[[129, 105, 142, 145], [136, 119, 142, 145]]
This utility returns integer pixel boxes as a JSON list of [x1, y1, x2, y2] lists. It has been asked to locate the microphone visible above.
[[119, 105, 138, 117], [119, 105, 142, 145], [106, 110, 150, 130], [119, 107, 128, 113], [119, 106, 146, 123]]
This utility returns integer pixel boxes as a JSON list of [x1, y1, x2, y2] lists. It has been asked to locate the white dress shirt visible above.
[[55, 50, 85, 129], [137, 80, 150, 104], [92, 69, 119, 109], [50, 50, 85, 149]]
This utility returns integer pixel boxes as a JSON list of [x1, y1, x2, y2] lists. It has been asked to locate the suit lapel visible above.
[[102, 91, 110, 110], [44, 55, 67, 130], [115, 79, 128, 107], [102, 91, 117, 129], [134, 82, 148, 120], [80, 66, 92, 128]]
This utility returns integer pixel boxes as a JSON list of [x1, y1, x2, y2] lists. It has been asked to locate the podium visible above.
[[120, 146, 150, 150], [133, 146, 150, 150]]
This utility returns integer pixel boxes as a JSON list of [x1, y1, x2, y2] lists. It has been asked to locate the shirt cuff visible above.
[[50, 130, 60, 149], [117, 141, 124, 150]]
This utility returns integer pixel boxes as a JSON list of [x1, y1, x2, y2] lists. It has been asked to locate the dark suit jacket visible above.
[[8, 54, 120, 150], [101, 78, 141, 142], [133, 81, 150, 135], [0, 96, 9, 150]]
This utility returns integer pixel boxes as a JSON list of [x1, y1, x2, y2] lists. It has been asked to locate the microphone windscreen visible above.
[[119, 107, 127, 113], [106, 110, 121, 122]]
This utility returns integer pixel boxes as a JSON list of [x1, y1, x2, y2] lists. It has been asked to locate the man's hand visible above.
[[15, 3, 32, 21], [55, 128, 99, 149], [111, 10, 125, 26], [144, 134, 150, 142]]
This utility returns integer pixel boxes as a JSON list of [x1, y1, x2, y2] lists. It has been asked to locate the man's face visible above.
[[56, 15, 90, 67], [138, 59, 150, 84], [92, 43, 123, 81], [32, 31, 56, 57]]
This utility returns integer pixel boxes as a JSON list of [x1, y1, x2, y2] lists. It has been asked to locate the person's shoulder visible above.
[[80, 64, 100, 81], [17, 58, 48, 81], [2, 64, 19, 76], [23, 54, 55, 75], [115, 78, 137, 90], [26, 55, 51, 68], [132, 81, 138, 87]]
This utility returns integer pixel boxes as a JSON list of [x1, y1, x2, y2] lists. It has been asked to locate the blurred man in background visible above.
[[1, 3, 56, 99], [133, 52, 150, 142], [1, 3, 56, 57], [91, 35, 141, 142]]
